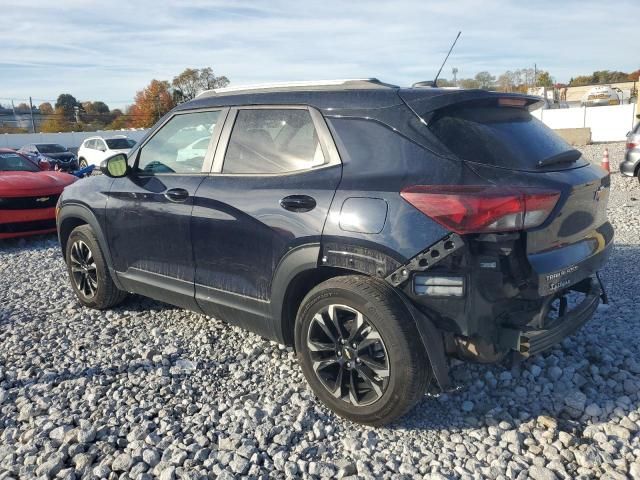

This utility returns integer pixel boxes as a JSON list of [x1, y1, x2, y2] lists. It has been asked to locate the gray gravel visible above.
[[1, 142, 640, 479]]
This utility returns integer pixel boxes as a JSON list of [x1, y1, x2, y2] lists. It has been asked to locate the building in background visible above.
[[0, 105, 43, 132]]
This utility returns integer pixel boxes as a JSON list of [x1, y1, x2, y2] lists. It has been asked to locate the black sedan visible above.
[[18, 143, 79, 172]]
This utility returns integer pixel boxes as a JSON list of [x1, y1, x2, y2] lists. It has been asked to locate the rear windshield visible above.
[[429, 106, 583, 170], [37, 144, 67, 153], [106, 138, 134, 149]]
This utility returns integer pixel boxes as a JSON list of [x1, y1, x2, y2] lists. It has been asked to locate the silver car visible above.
[[621, 121, 640, 179]]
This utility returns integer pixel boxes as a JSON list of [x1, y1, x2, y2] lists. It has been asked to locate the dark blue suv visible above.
[[57, 79, 612, 425]]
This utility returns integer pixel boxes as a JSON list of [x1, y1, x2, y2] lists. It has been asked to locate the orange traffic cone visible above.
[[601, 148, 610, 173]]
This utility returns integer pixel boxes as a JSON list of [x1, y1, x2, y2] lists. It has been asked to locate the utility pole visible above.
[[10, 100, 18, 130], [29, 96, 36, 133], [452, 67, 458, 87], [534, 63, 538, 88]]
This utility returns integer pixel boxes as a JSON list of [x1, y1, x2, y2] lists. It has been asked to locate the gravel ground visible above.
[[1, 142, 639, 480]]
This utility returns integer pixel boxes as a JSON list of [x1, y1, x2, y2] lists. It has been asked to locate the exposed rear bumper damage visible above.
[[387, 228, 611, 390], [512, 275, 603, 357]]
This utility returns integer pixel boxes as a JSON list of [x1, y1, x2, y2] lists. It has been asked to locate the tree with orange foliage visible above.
[[128, 80, 176, 128]]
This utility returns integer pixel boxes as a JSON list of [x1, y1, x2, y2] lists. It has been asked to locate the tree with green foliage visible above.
[[89, 101, 110, 114], [79, 100, 114, 128], [55, 94, 79, 120], [569, 70, 634, 86], [536, 71, 553, 87]]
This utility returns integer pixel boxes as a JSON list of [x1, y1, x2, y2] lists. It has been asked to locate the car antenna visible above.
[[433, 31, 462, 87], [413, 31, 462, 88]]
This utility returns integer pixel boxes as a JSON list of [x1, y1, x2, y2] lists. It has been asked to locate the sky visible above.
[[1, 0, 637, 109]]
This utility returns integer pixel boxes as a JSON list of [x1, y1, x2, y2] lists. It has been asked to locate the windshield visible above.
[[37, 144, 68, 154], [106, 138, 134, 149], [429, 106, 586, 170], [0, 152, 40, 172]]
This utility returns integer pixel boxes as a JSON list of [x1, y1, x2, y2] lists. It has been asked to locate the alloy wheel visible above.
[[69, 240, 98, 298], [306, 304, 390, 406]]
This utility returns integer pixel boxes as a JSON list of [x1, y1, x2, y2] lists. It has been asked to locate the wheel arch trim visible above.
[[270, 243, 322, 343], [57, 203, 124, 290]]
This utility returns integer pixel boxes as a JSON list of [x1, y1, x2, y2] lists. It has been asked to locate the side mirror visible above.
[[100, 153, 129, 178]]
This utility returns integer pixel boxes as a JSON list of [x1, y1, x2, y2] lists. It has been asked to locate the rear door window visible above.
[[222, 109, 325, 174], [429, 106, 587, 170], [106, 138, 133, 149]]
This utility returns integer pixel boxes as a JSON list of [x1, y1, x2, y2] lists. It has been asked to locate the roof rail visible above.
[[196, 78, 396, 97]]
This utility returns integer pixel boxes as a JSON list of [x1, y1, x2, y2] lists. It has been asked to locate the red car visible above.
[[0, 148, 77, 239]]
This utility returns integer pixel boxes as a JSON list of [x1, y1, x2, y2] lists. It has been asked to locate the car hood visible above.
[[44, 152, 76, 161], [0, 171, 77, 196]]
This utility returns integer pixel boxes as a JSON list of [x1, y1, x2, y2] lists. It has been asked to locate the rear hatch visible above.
[[401, 90, 613, 296]]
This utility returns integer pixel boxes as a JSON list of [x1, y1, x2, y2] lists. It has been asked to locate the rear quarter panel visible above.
[[322, 116, 467, 270]]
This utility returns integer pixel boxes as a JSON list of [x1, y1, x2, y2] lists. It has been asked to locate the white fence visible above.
[[532, 104, 638, 143], [0, 129, 149, 151]]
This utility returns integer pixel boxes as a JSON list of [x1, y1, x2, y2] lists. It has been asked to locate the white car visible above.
[[78, 136, 136, 168], [581, 85, 621, 107], [176, 136, 210, 163]]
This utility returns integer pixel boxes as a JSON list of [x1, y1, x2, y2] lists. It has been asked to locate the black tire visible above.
[[295, 275, 431, 426], [78, 158, 88, 168], [65, 225, 126, 309]]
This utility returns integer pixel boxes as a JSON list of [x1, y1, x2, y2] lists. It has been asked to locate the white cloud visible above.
[[1, 0, 636, 108]]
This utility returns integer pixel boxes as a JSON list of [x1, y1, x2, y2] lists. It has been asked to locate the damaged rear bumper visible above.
[[516, 276, 603, 357], [386, 229, 610, 390]]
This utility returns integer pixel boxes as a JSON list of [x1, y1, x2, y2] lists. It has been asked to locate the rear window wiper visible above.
[[537, 149, 582, 168]]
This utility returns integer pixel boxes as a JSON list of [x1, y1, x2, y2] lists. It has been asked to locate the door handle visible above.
[[280, 195, 317, 212], [164, 188, 189, 202]]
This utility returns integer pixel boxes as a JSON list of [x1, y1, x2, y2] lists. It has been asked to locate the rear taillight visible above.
[[627, 142, 637, 150], [400, 185, 560, 234]]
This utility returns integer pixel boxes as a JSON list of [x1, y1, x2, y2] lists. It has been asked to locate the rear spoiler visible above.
[[398, 89, 543, 118]]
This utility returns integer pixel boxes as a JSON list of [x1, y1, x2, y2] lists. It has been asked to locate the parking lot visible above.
[[1, 142, 639, 479]]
